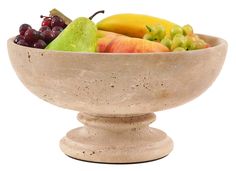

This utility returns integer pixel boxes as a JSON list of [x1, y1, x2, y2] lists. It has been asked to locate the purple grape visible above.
[[41, 30, 54, 43], [52, 26, 63, 32], [14, 35, 25, 43], [51, 26, 63, 38], [39, 32, 45, 41], [52, 31, 61, 38], [33, 39, 47, 49], [62, 23, 67, 29], [24, 28, 38, 44], [41, 16, 52, 28], [17, 39, 29, 47], [39, 26, 51, 32], [19, 24, 32, 35], [51, 16, 65, 28], [36, 31, 44, 40], [15, 16, 66, 47]]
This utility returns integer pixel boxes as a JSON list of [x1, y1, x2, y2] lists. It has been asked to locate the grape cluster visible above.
[[14, 15, 67, 49], [143, 24, 209, 52]]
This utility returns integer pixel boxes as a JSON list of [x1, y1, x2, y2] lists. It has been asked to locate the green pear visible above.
[[46, 17, 97, 52]]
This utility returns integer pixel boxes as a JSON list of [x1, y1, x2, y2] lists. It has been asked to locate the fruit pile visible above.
[[97, 13, 209, 52], [14, 9, 209, 53], [14, 13, 67, 49]]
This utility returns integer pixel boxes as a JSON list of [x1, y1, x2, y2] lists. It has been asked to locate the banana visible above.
[[97, 13, 176, 38]]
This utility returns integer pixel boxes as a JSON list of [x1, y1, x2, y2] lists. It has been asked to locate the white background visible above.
[[0, 0, 236, 170]]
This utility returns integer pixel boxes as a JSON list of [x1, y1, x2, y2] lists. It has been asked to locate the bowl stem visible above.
[[60, 113, 173, 163]]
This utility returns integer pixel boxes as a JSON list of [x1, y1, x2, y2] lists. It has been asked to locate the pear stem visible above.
[[89, 10, 105, 20]]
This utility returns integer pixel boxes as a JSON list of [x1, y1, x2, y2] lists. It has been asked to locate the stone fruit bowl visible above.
[[7, 34, 227, 163]]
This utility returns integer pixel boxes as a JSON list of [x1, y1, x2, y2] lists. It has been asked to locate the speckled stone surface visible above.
[[7, 34, 227, 163], [60, 113, 173, 163]]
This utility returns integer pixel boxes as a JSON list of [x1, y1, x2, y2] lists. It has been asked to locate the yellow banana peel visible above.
[[97, 13, 176, 38]]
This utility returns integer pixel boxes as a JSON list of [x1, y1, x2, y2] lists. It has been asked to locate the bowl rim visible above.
[[8, 34, 227, 56]]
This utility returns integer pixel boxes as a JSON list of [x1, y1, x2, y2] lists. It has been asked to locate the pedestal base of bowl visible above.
[[60, 113, 173, 163]]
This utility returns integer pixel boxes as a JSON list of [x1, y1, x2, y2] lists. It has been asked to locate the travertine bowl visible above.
[[7, 35, 227, 163]]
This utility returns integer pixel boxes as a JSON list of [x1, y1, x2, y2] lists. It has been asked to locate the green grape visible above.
[[170, 25, 183, 39], [146, 25, 155, 32], [182, 24, 193, 36], [143, 33, 155, 41], [161, 37, 172, 49], [171, 34, 186, 50], [173, 47, 186, 52], [185, 35, 195, 50], [144, 25, 156, 41], [155, 24, 166, 41], [194, 39, 207, 49], [188, 41, 197, 50], [186, 35, 208, 50], [144, 24, 166, 42]]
